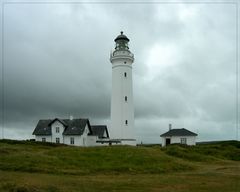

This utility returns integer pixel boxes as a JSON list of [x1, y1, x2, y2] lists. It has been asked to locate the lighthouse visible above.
[[110, 31, 136, 145]]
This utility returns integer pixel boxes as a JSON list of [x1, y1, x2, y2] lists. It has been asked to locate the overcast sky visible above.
[[0, 1, 239, 143]]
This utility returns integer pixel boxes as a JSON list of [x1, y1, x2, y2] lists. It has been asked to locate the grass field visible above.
[[0, 139, 239, 192]]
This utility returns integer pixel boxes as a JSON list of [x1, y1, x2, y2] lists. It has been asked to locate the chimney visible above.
[[70, 115, 73, 120], [169, 124, 172, 131]]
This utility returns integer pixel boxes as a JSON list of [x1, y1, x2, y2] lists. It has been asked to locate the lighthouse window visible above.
[[125, 120, 128, 125], [124, 72, 127, 77], [125, 96, 127, 102], [124, 61, 127, 64]]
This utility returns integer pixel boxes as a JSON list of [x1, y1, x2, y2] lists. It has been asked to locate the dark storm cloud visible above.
[[1, 3, 238, 142], [2, 3, 113, 137]]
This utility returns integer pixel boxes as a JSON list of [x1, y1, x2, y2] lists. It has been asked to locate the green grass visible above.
[[0, 140, 193, 174], [162, 140, 240, 161], [0, 139, 240, 192]]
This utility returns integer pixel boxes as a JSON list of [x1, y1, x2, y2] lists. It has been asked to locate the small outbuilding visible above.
[[160, 126, 197, 147]]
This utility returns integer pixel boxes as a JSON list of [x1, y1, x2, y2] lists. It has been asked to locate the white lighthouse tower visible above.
[[110, 31, 136, 145]]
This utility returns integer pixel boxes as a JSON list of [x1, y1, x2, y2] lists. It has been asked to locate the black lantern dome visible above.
[[114, 31, 129, 50], [114, 31, 129, 42]]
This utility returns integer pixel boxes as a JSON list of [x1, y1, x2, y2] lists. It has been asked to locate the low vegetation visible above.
[[0, 139, 239, 192]]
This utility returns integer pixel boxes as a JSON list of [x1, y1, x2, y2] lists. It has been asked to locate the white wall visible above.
[[103, 130, 108, 138], [86, 136, 109, 146], [86, 135, 98, 146], [51, 121, 65, 144], [64, 124, 91, 146], [35, 135, 52, 142], [186, 136, 196, 145], [110, 50, 135, 145], [64, 135, 82, 146], [162, 136, 196, 147]]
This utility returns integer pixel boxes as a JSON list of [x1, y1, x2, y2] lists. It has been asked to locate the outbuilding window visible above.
[[124, 72, 127, 77], [180, 138, 187, 144]]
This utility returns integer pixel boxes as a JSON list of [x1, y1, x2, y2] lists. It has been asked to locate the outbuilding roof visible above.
[[160, 128, 198, 137]]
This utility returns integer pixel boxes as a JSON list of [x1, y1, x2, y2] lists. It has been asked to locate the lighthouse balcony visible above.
[[111, 50, 134, 57], [110, 51, 134, 62]]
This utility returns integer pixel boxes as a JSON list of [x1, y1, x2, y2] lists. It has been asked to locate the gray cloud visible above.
[[0, 3, 238, 143]]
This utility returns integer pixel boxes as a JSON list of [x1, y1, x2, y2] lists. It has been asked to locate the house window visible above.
[[124, 72, 127, 77], [125, 120, 128, 125], [56, 137, 60, 143], [125, 96, 127, 102], [70, 137, 74, 145], [56, 127, 59, 133], [180, 138, 187, 144], [42, 138, 46, 142]]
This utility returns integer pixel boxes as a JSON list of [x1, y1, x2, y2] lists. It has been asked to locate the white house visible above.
[[160, 126, 197, 147], [32, 118, 109, 146]]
